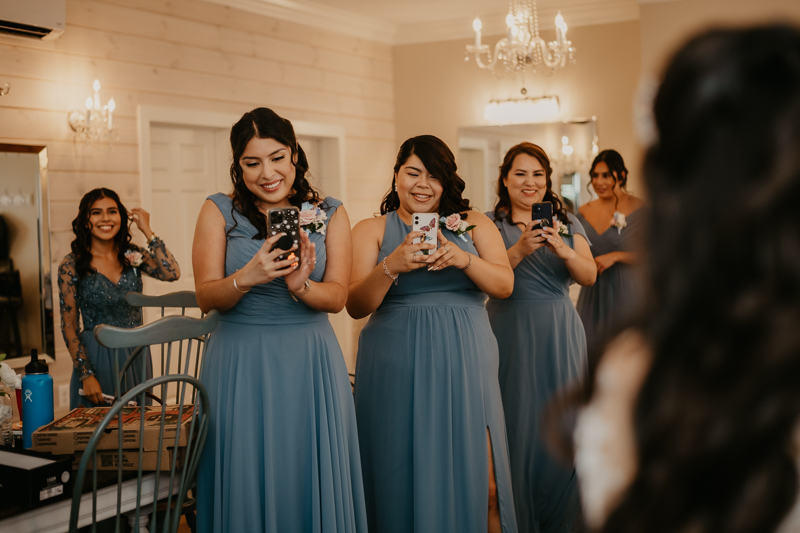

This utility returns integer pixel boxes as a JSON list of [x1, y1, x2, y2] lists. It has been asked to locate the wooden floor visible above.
[[177, 516, 192, 533]]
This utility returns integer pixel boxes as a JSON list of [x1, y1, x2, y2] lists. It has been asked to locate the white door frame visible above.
[[137, 105, 348, 211]]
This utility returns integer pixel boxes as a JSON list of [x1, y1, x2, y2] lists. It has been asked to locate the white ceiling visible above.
[[203, 0, 660, 45]]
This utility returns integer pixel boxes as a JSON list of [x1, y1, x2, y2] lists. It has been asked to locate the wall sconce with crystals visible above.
[[467, 0, 575, 77], [484, 95, 560, 124], [68, 80, 116, 146]]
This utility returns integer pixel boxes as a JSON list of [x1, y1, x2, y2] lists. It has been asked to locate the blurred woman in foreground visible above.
[[569, 25, 800, 533]]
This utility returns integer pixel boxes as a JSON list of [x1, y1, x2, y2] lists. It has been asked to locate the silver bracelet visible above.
[[458, 251, 473, 270], [382, 257, 398, 285], [233, 277, 249, 294], [289, 280, 311, 302]]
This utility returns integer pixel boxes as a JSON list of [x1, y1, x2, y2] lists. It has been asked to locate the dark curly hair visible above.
[[228, 107, 320, 239], [379, 135, 471, 218], [492, 142, 568, 226], [549, 25, 800, 533], [70, 188, 133, 279], [588, 149, 629, 209]]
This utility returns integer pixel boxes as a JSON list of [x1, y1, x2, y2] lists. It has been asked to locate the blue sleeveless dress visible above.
[[576, 208, 648, 350], [486, 212, 588, 533], [354, 211, 518, 533], [196, 193, 367, 533]]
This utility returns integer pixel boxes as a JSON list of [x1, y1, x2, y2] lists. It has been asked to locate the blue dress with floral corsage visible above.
[[486, 211, 589, 533], [354, 210, 518, 533], [196, 193, 367, 533], [57, 238, 180, 408], [576, 208, 648, 350]]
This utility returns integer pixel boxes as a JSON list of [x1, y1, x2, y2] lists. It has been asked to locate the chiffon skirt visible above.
[[487, 297, 585, 533], [355, 292, 518, 533], [196, 315, 367, 533]]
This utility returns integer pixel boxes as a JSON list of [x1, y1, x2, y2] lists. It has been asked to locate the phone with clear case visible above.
[[412, 212, 438, 256], [267, 207, 300, 262]]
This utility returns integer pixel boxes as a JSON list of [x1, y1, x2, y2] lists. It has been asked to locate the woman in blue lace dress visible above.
[[57, 188, 180, 409], [193, 108, 366, 533], [486, 143, 596, 533], [349, 135, 517, 533]]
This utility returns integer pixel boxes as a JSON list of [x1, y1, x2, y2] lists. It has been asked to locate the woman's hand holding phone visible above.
[[540, 224, 573, 260], [425, 230, 470, 271], [236, 232, 299, 290], [384, 231, 436, 275], [513, 220, 549, 257], [284, 229, 316, 293]]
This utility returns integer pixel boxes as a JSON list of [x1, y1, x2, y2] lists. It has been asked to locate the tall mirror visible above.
[[0, 144, 54, 362]]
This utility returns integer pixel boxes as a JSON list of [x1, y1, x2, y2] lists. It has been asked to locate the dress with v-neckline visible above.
[[576, 207, 649, 351]]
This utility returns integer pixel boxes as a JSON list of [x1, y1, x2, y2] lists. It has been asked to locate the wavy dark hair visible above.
[[228, 107, 320, 239], [588, 149, 629, 208], [70, 188, 133, 279], [379, 135, 471, 217], [550, 25, 800, 533], [493, 142, 568, 226]]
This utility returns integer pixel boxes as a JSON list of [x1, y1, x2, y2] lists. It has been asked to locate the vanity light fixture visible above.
[[484, 94, 560, 124], [467, 0, 575, 78], [67, 80, 116, 147]]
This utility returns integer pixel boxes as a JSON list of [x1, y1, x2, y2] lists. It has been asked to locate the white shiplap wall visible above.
[[0, 0, 396, 415]]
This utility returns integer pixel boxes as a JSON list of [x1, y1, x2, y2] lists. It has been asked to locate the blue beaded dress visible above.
[[486, 212, 588, 533], [196, 193, 367, 533], [57, 238, 180, 409], [354, 211, 518, 533], [576, 208, 648, 349]]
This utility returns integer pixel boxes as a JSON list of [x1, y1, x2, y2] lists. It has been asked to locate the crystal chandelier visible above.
[[67, 80, 116, 147], [466, 0, 575, 77]]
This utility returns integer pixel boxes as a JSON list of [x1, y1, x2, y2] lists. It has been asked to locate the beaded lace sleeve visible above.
[[57, 255, 95, 380], [138, 237, 180, 281]]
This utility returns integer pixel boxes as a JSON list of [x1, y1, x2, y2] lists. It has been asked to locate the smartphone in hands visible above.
[[267, 207, 300, 262], [531, 202, 554, 232], [412, 213, 438, 256]]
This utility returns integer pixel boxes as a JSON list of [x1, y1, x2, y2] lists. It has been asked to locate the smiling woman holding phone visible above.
[[348, 135, 517, 533], [192, 107, 366, 533], [486, 142, 595, 533]]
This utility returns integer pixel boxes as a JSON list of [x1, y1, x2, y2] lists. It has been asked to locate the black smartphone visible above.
[[531, 202, 553, 232], [267, 207, 300, 262]]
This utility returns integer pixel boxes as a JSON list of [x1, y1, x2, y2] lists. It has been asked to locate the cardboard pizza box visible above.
[[30, 404, 196, 454], [72, 447, 185, 471]]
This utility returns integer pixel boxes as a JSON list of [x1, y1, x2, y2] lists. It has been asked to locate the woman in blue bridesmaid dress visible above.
[[193, 108, 366, 533], [58, 188, 180, 409], [576, 150, 648, 352], [486, 142, 596, 533], [349, 135, 518, 533]]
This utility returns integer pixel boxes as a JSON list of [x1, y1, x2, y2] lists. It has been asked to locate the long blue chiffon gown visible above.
[[354, 210, 518, 533], [196, 193, 367, 533], [576, 208, 647, 349], [486, 212, 588, 533]]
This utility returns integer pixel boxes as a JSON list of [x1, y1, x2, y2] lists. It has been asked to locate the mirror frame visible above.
[[0, 143, 54, 363]]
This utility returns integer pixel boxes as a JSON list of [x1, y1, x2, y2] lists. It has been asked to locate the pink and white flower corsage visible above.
[[300, 202, 328, 235], [610, 212, 627, 235], [555, 219, 571, 237], [439, 213, 476, 242], [124, 249, 144, 274]]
